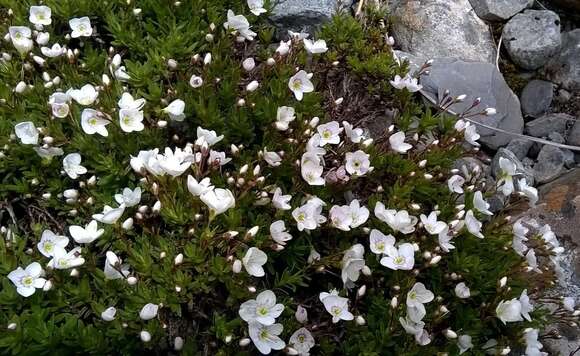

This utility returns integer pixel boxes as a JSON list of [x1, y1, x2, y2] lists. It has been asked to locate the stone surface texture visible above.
[[269, 0, 348, 36], [468, 0, 530, 21], [545, 29, 580, 91], [524, 113, 573, 138], [502, 10, 561, 70], [419, 58, 524, 149], [520, 80, 553, 118], [391, 0, 497, 63], [534, 145, 566, 184]]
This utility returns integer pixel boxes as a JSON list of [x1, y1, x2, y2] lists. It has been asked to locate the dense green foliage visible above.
[[0, 1, 564, 355]]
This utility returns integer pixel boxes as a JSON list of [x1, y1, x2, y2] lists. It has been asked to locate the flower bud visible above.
[[43, 280, 53, 291], [391, 297, 398, 309], [174, 253, 184, 266], [127, 276, 138, 285], [7, 323, 17, 330], [266, 58, 275, 66], [232, 259, 242, 273], [355, 315, 366, 325], [239, 338, 251, 347], [499, 276, 507, 288], [152, 200, 161, 213], [15, 81, 27, 93], [246, 80, 259, 92], [286, 347, 299, 355], [362, 266, 372, 276], [70, 269, 79, 277], [242, 58, 255, 71], [295, 305, 308, 323], [122, 218, 134, 230], [444, 329, 457, 339], [357, 285, 367, 298], [140, 330, 151, 343]]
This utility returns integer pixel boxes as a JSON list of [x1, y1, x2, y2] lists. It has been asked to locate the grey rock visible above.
[[506, 138, 533, 160], [520, 80, 553, 117], [491, 148, 535, 185], [524, 113, 573, 138], [269, 0, 348, 36], [556, 89, 572, 104], [562, 149, 576, 168], [567, 120, 580, 147], [545, 30, 580, 91], [548, 132, 565, 144], [453, 156, 490, 176], [419, 58, 524, 149], [547, 0, 580, 11], [391, 0, 496, 63], [502, 10, 561, 70], [534, 145, 566, 183], [468, 0, 530, 21]]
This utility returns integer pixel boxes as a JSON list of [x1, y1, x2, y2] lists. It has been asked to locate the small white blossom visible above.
[[243, 247, 268, 277], [163, 99, 185, 121], [247, 0, 267, 15], [187, 176, 213, 197], [447, 175, 465, 194], [69, 84, 98, 106], [29, 6, 52, 26], [69, 17, 92, 38], [420, 211, 447, 235], [321, 294, 354, 323], [81, 109, 109, 137], [288, 70, 314, 101], [69, 220, 104, 244], [200, 188, 235, 215], [369, 229, 395, 255], [270, 220, 292, 245], [101, 307, 117, 321], [375, 203, 417, 234], [14, 121, 39, 145], [223, 10, 256, 42], [63, 153, 88, 179], [389, 131, 412, 154], [272, 187, 291, 210], [47, 247, 85, 270], [317, 121, 342, 146], [473, 191, 493, 215], [303, 39, 327, 54], [248, 321, 285, 354], [345, 150, 371, 176], [8, 262, 46, 297], [465, 210, 484, 239], [289, 328, 315, 355], [139, 303, 159, 320], [239, 290, 284, 325], [37, 230, 69, 257], [380, 243, 415, 270], [92, 205, 126, 224], [454, 282, 471, 299], [342, 121, 364, 143], [496, 298, 523, 324], [497, 157, 516, 196], [103, 251, 130, 280]]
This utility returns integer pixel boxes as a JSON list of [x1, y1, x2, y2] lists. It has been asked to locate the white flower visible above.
[[63, 153, 87, 179], [196, 127, 224, 147], [263, 148, 282, 167], [14, 121, 39, 145], [498, 157, 516, 196], [157, 147, 195, 176], [389, 131, 412, 154], [163, 99, 185, 121], [342, 121, 364, 143], [308, 249, 321, 264], [525, 249, 541, 273], [407, 282, 434, 309], [224, 10, 256, 42], [187, 176, 213, 197], [330, 205, 353, 231], [69, 17, 92, 38], [103, 251, 130, 280], [248, 321, 285, 355], [189, 75, 203, 88], [438, 227, 455, 252], [288, 30, 309, 40], [345, 150, 371, 176], [246, 80, 259, 92], [140, 331, 151, 343], [8, 26, 33, 55], [289, 328, 315, 355], [92, 205, 126, 224], [81, 109, 110, 137], [37, 230, 69, 257], [131, 149, 164, 176], [36, 32, 50, 45], [295, 306, 308, 324], [303, 39, 327, 54], [118, 92, 145, 111], [270, 220, 292, 245], [518, 178, 538, 206], [292, 199, 327, 231], [454, 282, 471, 299], [42, 43, 65, 58], [208, 150, 231, 166], [239, 290, 284, 325], [464, 125, 480, 146], [380, 243, 415, 270], [49, 92, 71, 118], [276, 40, 291, 56], [8, 262, 46, 297], [247, 0, 267, 15], [374, 203, 417, 234], [115, 187, 141, 207], [306, 133, 326, 157], [101, 307, 117, 321], [448, 175, 465, 194], [524, 329, 544, 356], [272, 188, 291, 210], [243, 247, 267, 277], [30, 5, 52, 25], [473, 191, 493, 216], [519, 289, 534, 322], [496, 298, 523, 324], [348, 199, 369, 228], [200, 188, 235, 215], [242, 57, 256, 71], [34, 146, 64, 158], [69, 220, 104, 244], [369, 229, 395, 255], [301, 161, 325, 186], [139, 303, 159, 320], [317, 121, 342, 146], [47, 247, 85, 270], [399, 316, 426, 340], [69, 84, 98, 106], [341, 244, 365, 285], [458, 335, 474, 354], [119, 108, 144, 133], [465, 210, 484, 239], [321, 294, 354, 323], [114, 66, 131, 81], [420, 211, 447, 235], [288, 70, 314, 101], [390, 74, 422, 92]]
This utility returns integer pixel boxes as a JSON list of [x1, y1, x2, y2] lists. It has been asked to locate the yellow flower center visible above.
[[259, 330, 269, 340], [89, 117, 97, 126], [258, 307, 269, 316], [297, 213, 305, 221], [44, 242, 53, 252], [409, 291, 417, 300], [394, 256, 405, 265], [292, 79, 302, 90], [22, 276, 34, 286], [322, 130, 331, 139], [123, 116, 132, 125], [376, 242, 384, 251], [331, 306, 342, 316]]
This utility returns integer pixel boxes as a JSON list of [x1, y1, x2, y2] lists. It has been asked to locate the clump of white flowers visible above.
[[1, 2, 573, 355]]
